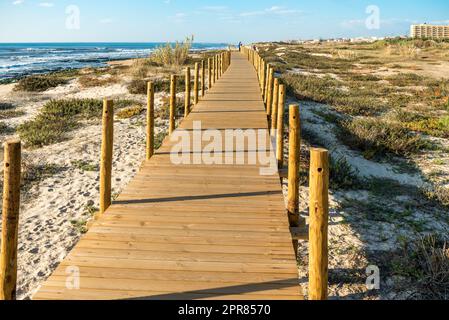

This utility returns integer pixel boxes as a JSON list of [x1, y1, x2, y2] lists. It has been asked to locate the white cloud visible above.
[[240, 6, 301, 17], [39, 2, 54, 7], [12, 0, 24, 5]]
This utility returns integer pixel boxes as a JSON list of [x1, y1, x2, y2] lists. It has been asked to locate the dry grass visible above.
[[0, 102, 25, 120], [150, 36, 193, 66], [128, 77, 186, 95], [129, 59, 154, 79], [392, 235, 449, 299], [78, 75, 119, 88], [156, 96, 184, 120], [116, 105, 144, 119], [333, 49, 358, 60], [338, 117, 429, 159]]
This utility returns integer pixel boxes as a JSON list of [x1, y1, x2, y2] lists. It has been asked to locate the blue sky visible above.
[[0, 0, 448, 43]]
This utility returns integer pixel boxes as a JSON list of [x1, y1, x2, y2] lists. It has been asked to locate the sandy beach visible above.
[[0, 62, 176, 298]]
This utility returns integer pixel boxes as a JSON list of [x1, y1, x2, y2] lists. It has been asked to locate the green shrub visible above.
[[15, 75, 67, 92], [283, 74, 386, 116], [422, 185, 449, 208], [18, 99, 103, 147], [405, 116, 449, 138], [0, 102, 15, 110], [338, 117, 428, 159], [329, 156, 362, 190], [0, 103, 25, 120], [155, 131, 168, 149], [0, 122, 13, 134], [387, 73, 423, 87], [390, 235, 449, 299], [71, 160, 99, 172], [0, 109, 25, 120]]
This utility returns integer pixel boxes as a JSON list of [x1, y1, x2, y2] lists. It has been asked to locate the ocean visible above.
[[0, 42, 228, 81]]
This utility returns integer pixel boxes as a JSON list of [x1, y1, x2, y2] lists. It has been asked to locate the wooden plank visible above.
[[33, 52, 301, 301]]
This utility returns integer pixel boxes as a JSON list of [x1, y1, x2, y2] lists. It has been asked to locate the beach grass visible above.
[[17, 98, 103, 147], [14, 74, 68, 92]]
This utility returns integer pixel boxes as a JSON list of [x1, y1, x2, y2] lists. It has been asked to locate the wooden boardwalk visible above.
[[33, 53, 301, 300]]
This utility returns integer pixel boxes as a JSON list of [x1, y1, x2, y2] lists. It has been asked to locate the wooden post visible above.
[[212, 57, 216, 85], [208, 58, 212, 89], [271, 78, 280, 130], [100, 99, 113, 215], [217, 54, 221, 78], [185, 67, 191, 117], [287, 104, 301, 237], [212, 55, 215, 83], [266, 67, 274, 117], [276, 84, 286, 168], [0, 140, 21, 300], [169, 75, 177, 134], [146, 82, 155, 160], [308, 148, 329, 301], [218, 54, 221, 78], [214, 55, 218, 82], [264, 64, 270, 104], [261, 61, 266, 100], [201, 60, 205, 97], [194, 62, 199, 104]]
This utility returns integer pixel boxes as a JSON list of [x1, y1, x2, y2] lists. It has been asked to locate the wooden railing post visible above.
[[201, 60, 205, 97], [212, 55, 216, 83], [0, 140, 21, 300], [261, 61, 266, 100], [212, 56, 216, 84], [266, 67, 274, 117], [271, 78, 279, 129], [218, 53, 221, 77], [169, 75, 177, 134], [308, 148, 329, 301], [208, 58, 212, 89], [287, 104, 301, 254], [146, 82, 155, 160], [276, 84, 286, 168], [194, 62, 199, 105], [185, 67, 191, 117], [100, 99, 113, 215], [264, 64, 270, 104], [215, 55, 218, 82]]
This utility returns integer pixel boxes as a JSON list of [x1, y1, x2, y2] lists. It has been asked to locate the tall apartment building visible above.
[[410, 24, 449, 39]]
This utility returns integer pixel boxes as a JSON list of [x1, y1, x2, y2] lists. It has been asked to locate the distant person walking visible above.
[[238, 42, 242, 51]]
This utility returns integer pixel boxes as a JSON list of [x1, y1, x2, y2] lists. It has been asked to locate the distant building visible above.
[[410, 24, 449, 39]]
